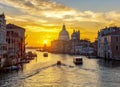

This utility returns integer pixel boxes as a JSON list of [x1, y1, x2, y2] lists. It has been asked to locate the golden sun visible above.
[[43, 40, 48, 44]]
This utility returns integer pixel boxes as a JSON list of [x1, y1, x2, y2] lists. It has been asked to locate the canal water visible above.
[[0, 49, 120, 87]]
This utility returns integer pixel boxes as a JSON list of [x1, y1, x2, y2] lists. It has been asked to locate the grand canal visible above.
[[0, 49, 120, 87]]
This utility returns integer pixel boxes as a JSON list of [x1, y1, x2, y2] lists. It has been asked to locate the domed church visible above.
[[58, 24, 70, 41]]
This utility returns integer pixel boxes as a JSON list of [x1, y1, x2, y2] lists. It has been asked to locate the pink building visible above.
[[100, 30, 120, 60], [6, 24, 25, 65], [98, 26, 120, 57]]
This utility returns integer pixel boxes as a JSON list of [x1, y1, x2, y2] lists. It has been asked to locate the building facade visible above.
[[98, 26, 120, 60], [70, 30, 80, 54], [0, 13, 7, 68], [51, 40, 71, 54], [6, 24, 25, 65], [98, 26, 120, 57], [51, 25, 95, 55], [71, 30, 80, 40], [51, 24, 71, 53]]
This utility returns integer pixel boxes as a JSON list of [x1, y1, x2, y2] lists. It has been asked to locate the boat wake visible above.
[[20, 64, 57, 79], [20, 63, 75, 79], [1, 62, 120, 87]]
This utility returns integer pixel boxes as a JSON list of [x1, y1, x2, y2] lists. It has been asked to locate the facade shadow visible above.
[[98, 59, 120, 68]]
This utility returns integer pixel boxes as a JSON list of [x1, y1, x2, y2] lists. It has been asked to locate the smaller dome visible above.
[[71, 30, 80, 40]]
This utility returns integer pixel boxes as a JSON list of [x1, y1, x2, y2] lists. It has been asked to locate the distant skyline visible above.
[[0, 0, 120, 46]]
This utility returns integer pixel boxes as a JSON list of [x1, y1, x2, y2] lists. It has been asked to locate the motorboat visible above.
[[20, 59, 30, 64], [43, 52, 48, 57], [5, 65, 20, 71], [57, 61, 61, 65], [27, 51, 37, 57], [73, 57, 83, 65]]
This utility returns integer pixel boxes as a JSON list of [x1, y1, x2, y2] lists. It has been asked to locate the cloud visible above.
[[1, 0, 120, 44], [1, 0, 72, 16], [1, 0, 120, 26], [0, 0, 77, 24]]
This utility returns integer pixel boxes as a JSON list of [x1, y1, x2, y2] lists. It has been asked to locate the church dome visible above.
[[58, 24, 70, 41]]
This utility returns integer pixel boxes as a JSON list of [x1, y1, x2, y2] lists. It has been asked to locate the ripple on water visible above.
[[0, 50, 120, 87]]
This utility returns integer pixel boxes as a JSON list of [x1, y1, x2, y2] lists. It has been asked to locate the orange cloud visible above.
[[1, 0, 120, 47]]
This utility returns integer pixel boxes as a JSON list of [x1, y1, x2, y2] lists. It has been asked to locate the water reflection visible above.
[[0, 49, 120, 87], [98, 59, 120, 87], [98, 59, 120, 68]]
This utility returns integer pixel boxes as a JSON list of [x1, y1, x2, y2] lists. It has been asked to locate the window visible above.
[[3, 46, 7, 50], [116, 36, 119, 42], [116, 46, 118, 51], [8, 39, 10, 44], [0, 33, 2, 41]]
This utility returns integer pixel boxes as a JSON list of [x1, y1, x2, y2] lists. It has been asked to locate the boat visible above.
[[73, 57, 83, 65], [87, 56, 97, 59], [57, 61, 61, 65], [27, 51, 37, 57], [36, 49, 41, 51], [20, 59, 30, 64], [5, 65, 20, 71], [36, 49, 45, 52], [43, 52, 48, 57]]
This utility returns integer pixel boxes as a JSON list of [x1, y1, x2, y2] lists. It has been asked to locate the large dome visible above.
[[58, 24, 70, 41]]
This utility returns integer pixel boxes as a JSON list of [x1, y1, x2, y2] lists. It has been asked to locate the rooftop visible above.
[[6, 23, 25, 31]]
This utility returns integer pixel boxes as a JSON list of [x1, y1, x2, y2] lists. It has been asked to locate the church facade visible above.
[[50, 24, 95, 55], [58, 24, 70, 41], [51, 25, 71, 54], [51, 24, 81, 54]]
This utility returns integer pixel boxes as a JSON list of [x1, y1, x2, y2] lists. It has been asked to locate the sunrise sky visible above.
[[0, 0, 120, 47]]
